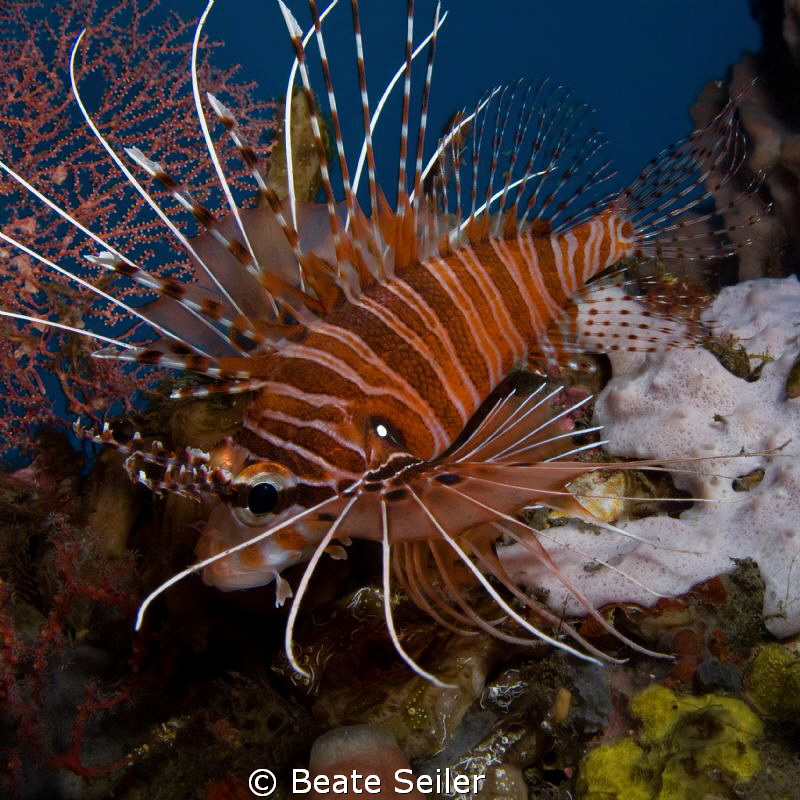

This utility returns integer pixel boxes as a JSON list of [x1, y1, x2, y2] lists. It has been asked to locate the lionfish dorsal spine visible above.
[[206, 92, 270, 196], [349, 0, 382, 246], [411, 2, 440, 213], [0, 147, 256, 364], [278, 1, 352, 277], [488, 81, 530, 239], [308, 0, 359, 234], [123, 146, 273, 299], [192, 0, 284, 321], [394, 0, 415, 218]]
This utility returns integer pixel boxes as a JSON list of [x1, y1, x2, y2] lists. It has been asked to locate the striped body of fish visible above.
[[0, 0, 760, 684]]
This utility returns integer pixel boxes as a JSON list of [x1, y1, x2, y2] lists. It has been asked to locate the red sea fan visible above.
[[0, 0, 278, 460]]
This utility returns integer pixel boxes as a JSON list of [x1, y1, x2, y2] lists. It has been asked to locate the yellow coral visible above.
[[578, 685, 763, 800], [577, 738, 651, 800], [745, 644, 800, 719]]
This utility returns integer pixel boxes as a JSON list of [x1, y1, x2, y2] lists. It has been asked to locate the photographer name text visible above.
[[293, 768, 485, 794]]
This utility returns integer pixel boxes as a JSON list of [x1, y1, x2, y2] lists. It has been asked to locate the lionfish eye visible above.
[[232, 461, 296, 526], [247, 482, 279, 515]]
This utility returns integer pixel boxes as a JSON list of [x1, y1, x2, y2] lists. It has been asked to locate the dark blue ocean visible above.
[[181, 0, 759, 186]]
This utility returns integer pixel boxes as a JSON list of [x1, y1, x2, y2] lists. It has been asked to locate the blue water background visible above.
[[188, 0, 759, 189]]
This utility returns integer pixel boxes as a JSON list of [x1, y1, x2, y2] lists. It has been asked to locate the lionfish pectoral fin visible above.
[[396, 465, 672, 661], [392, 541, 480, 637], [419, 537, 537, 648], [441, 384, 592, 463], [464, 532, 653, 659], [364, 384, 678, 662], [284, 494, 361, 680], [482, 524, 669, 660], [379, 500, 457, 688], [402, 483, 605, 665]]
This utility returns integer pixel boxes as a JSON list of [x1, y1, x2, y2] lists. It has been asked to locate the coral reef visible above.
[[691, 0, 800, 281], [500, 277, 800, 638], [0, 475, 143, 797]]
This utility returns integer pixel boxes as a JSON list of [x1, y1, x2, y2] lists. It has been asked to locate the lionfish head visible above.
[[124, 378, 688, 686], [192, 398, 426, 596]]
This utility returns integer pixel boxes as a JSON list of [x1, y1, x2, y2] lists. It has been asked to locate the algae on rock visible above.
[[578, 685, 763, 800]]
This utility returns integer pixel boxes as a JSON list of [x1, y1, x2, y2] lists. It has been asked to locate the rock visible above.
[[309, 726, 423, 799]]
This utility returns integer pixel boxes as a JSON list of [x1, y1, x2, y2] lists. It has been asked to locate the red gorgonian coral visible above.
[[0, 0, 278, 461], [0, 512, 142, 793]]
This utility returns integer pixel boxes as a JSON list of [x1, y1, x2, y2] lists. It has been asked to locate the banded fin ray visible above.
[[267, 30, 757, 295], [67, 28, 274, 326], [191, 0, 274, 310]]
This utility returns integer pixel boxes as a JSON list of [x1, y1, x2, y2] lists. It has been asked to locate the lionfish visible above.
[[0, 0, 759, 685]]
